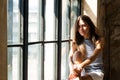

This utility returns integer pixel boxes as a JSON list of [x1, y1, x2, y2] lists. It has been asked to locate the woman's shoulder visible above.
[[95, 37, 105, 49]]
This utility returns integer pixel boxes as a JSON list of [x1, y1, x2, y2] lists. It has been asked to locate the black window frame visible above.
[[7, 0, 81, 80]]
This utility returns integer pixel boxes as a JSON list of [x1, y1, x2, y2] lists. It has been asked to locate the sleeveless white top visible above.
[[84, 39, 103, 73]]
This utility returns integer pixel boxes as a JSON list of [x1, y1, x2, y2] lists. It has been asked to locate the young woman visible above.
[[69, 15, 104, 80]]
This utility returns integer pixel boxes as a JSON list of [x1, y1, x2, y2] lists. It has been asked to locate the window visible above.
[[7, 0, 81, 80]]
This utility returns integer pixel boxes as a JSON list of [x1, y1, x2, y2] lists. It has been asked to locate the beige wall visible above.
[[82, 0, 97, 26], [0, 0, 7, 80]]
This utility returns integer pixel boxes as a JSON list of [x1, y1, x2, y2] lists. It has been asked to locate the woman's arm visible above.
[[69, 41, 77, 72], [79, 38, 104, 69]]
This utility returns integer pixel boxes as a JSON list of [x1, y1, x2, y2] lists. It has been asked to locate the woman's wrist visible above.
[[78, 64, 83, 71]]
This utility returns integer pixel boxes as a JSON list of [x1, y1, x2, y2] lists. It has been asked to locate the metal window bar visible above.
[[57, 0, 62, 80], [41, 0, 45, 80], [7, 40, 72, 47], [22, 0, 29, 80], [7, 0, 75, 80]]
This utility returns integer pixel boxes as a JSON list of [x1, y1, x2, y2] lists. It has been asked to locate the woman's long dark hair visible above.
[[74, 15, 100, 45]]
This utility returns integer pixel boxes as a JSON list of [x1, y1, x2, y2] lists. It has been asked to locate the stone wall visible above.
[[106, 0, 120, 80], [98, 0, 120, 80]]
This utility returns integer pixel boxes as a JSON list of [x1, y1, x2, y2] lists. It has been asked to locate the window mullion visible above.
[[23, 0, 29, 80], [57, 0, 62, 80], [41, 0, 45, 80]]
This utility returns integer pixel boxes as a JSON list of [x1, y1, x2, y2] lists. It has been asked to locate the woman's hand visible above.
[[69, 71, 78, 80], [73, 64, 83, 73]]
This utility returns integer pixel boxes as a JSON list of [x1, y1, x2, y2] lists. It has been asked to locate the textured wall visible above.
[[98, 0, 120, 80], [106, 0, 120, 80], [0, 0, 7, 80]]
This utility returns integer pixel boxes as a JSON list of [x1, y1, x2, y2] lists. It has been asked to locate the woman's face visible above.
[[78, 18, 90, 39]]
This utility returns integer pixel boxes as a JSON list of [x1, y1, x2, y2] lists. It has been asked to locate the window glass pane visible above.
[[28, 0, 41, 42], [8, 47, 22, 80], [44, 43, 56, 80], [62, 0, 70, 40], [7, 0, 21, 45], [61, 42, 69, 80], [45, 0, 56, 41], [70, 0, 78, 39], [28, 44, 42, 80]]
